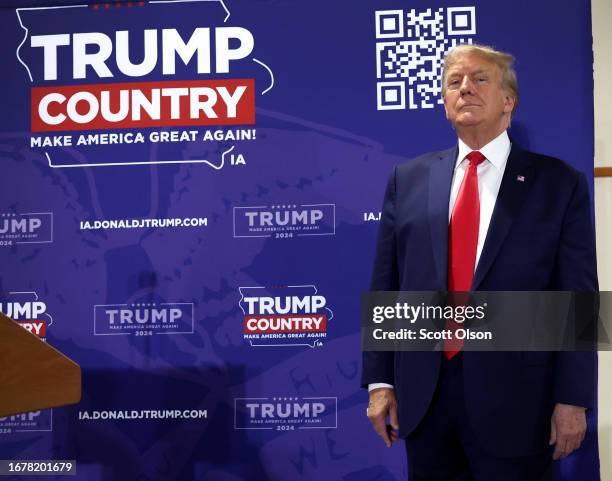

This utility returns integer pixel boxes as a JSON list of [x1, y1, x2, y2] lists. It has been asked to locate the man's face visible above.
[[443, 53, 515, 131]]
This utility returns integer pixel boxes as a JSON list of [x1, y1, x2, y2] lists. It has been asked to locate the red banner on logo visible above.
[[244, 315, 328, 334], [31, 79, 255, 132], [16, 320, 46, 337]]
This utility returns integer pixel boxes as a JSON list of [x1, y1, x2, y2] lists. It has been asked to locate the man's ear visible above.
[[503, 94, 516, 114], [443, 94, 450, 119]]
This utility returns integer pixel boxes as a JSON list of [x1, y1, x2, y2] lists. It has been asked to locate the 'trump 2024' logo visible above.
[[0, 212, 53, 247], [239, 285, 333, 348], [94, 302, 194, 336], [234, 397, 337, 430], [0, 411, 53, 435], [233, 204, 335, 239]]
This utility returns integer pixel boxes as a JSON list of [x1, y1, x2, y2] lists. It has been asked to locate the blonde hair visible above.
[[441, 43, 519, 115]]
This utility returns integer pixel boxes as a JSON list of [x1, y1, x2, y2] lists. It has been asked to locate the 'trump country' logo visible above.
[[239, 285, 333, 348], [94, 302, 194, 336], [234, 397, 337, 430], [0, 212, 53, 246], [0, 291, 53, 340], [0, 410, 53, 435], [233, 204, 335, 238], [17, 0, 274, 169]]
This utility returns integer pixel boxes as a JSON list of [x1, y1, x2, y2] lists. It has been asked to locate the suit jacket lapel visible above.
[[472, 144, 534, 289], [428, 147, 457, 289]]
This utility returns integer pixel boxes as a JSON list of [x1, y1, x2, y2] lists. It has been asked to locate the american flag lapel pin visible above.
[[517, 175, 525, 182]]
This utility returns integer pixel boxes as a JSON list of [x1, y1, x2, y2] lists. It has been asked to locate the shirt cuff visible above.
[[368, 383, 394, 392]]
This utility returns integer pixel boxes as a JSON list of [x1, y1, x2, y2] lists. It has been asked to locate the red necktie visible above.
[[445, 150, 486, 359]]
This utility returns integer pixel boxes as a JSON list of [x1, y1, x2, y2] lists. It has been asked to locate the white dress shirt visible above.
[[368, 130, 511, 392]]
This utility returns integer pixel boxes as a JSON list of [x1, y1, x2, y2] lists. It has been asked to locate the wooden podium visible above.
[[0, 312, 81, 417]]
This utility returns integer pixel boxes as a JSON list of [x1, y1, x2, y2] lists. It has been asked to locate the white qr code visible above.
[[375, 7, 476, 110]]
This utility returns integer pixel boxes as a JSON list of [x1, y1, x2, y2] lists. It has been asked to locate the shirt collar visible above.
[[456, 130, 511, 170]]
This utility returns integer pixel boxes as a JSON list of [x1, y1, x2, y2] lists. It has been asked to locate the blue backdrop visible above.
[[0, 0, 598, 480]]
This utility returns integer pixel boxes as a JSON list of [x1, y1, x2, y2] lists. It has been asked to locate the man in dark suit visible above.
[[363, 44, 598, 480]]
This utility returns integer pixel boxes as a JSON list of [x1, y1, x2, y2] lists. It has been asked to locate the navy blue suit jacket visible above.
[[362, 143, 598, 457]]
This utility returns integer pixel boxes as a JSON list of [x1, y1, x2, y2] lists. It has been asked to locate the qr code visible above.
[[375, 7, 476, 110]]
